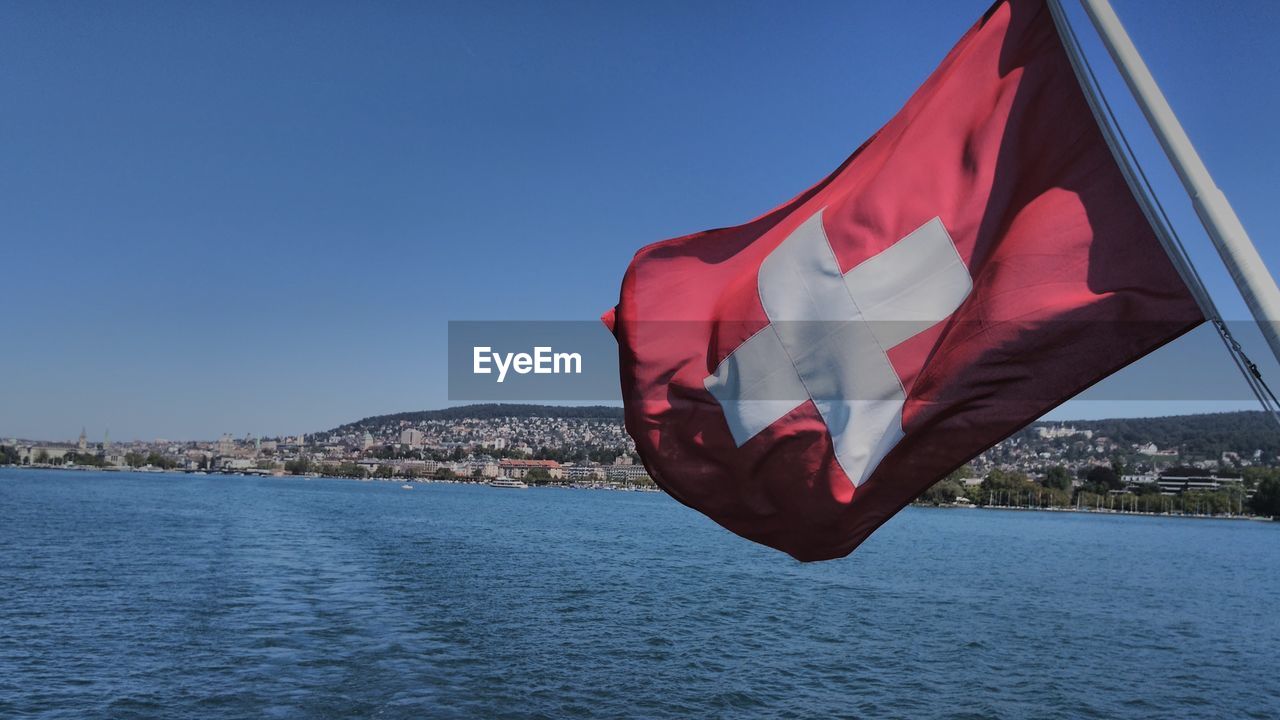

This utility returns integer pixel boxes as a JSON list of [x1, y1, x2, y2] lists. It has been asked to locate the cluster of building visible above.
[[318, 415, 636, 457], [961, 423, 1268, 495], [3, 429, 308, 475], [337, 454, 654, 485], [1117, 469, 1246, 495], [967, 420, 1269, 476], [5, 418, 1274, 495], [7, 428, 126, 467], [2, 414, 655, 487]]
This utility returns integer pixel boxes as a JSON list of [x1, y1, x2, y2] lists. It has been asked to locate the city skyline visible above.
[[8, 405, 1276, 510]]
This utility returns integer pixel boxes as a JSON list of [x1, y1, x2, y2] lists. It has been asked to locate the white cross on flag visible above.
[[604, 0, 1203, 560], [704, 211, 972, 490]]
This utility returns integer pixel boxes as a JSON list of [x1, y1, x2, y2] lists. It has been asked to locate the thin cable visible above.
[[1063, 11, 1280, 413], [1049, 0, 1280, 426], [1064, 16, 1280, 415]]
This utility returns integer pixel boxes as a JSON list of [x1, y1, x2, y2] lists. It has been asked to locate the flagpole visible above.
[[1075, 0, 1280, 367]]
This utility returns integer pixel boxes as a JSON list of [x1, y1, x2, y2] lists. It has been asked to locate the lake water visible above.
[[1, 468, 1278, 719]]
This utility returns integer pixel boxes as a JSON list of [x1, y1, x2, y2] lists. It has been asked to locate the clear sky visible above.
[[3, 0, 1279, 441]]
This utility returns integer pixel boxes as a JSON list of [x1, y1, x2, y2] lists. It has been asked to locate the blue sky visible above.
[[3, 0, 1279, 441]]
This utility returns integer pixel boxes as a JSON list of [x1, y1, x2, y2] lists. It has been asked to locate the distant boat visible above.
[[488, 478, 528, 489], [401, 484, 414, 490]]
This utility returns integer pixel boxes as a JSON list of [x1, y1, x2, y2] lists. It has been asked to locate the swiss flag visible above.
[[605, 0, 1203, 561]]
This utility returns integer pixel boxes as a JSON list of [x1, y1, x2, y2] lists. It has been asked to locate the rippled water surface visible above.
[[2, 468, 1278, 719]]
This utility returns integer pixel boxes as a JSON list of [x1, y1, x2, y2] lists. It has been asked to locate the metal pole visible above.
[[1078, 0, 1280, 365]]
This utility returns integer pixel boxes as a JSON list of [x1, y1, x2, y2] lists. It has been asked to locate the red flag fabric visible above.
[[605, 0, 1203, 561]]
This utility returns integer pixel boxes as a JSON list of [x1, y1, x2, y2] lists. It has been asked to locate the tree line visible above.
[[917, 463, 1280, 518]]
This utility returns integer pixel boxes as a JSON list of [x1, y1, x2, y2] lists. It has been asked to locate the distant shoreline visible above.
[[8, 466, 1277, 519], [0, 465, 664, 493], [912, 502, 1275, 522]]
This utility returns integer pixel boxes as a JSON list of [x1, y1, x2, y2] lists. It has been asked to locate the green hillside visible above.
[[1027, 411, 1278, 458]]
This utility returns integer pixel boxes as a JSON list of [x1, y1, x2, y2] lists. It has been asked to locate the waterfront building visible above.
[[1155, 469, 1243, 495], [467, 460, 499, 478], [1036, 425, 1093, 440], [1121, 474, 1158, 490], [563, 464, 605, 481], [21, 445, 73, 464], [499, 459, 562, 479], [606, 464, 651, 484], [216, 434, 235, 456]]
